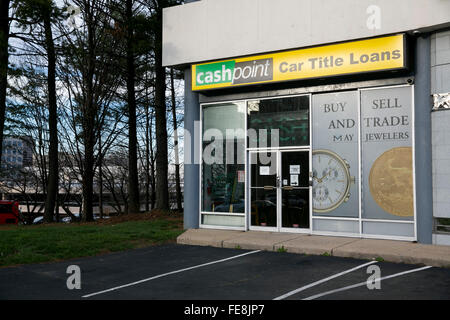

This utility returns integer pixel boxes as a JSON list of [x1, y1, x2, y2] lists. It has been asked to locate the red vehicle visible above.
[[0, 200, 20, 225]]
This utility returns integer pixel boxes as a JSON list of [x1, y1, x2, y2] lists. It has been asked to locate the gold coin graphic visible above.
[[369, 147, 413, 217]]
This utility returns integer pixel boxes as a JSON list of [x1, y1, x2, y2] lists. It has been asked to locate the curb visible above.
[[177, 229, 450, 268]]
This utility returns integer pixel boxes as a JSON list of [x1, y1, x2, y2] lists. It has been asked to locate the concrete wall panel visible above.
[[163, 0, 450, 66]]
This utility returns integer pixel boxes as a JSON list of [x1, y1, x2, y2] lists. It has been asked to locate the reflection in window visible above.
[[248, 96, 310, 148], [202, 102, 246, 214]]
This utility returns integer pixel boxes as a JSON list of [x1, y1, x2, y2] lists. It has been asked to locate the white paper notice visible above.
[[290, 174, 299, 186], [290, 165, 300, 174]]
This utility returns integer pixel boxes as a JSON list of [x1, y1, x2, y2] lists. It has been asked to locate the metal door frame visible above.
[[248, 148, 312, 233], [279, 148, 312, 234]]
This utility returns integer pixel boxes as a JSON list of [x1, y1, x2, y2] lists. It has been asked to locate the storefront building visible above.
[[162, 0, 450, 245]]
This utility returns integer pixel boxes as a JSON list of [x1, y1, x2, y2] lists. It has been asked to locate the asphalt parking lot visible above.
[[0, 244, 449, 300]]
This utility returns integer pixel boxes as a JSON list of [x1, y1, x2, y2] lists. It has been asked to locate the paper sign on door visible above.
[[290, 174, 299, 186], [290, 165, 300, 174]]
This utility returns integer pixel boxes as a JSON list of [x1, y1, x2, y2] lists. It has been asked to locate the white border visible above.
[[200, 212, 246, 216]]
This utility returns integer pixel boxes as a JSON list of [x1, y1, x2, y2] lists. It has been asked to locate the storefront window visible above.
[[360, 86, 414, 221], [201, 102, 246, 216], [312, 91, 359, 218], [310, 86, 415, 238], [247, 96, 310, 148], [199, 85, 415, 239], [360, 86, 414, 238]]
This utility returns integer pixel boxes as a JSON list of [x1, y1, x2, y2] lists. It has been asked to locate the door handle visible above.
[[263, 186, 276, 190]]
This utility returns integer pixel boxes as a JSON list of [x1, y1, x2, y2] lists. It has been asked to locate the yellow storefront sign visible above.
[[192, 34, 406, 91]]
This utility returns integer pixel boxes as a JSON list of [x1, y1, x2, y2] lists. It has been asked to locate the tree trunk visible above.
[[170, 68, 182, 211], [43, 3, 58, 223], [151, 158, 156, 210], [82, 3, 95, 222], [54, 190, 59, 222], [82, 136, 94, 221], [126, 0, 140, 214], [98, 133, 103, 219], [149, 111, 156, 210], [154, 3, 169, 210], [145, 80, 150, 212], [0, 0, 10, 169]]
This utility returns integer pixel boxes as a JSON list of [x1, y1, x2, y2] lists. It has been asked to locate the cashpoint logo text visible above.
[[195, 58, 273, 87]]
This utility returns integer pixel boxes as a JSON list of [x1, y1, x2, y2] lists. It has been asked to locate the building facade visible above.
[[162, 0, 450, 245], [1, 136, 33, 169]]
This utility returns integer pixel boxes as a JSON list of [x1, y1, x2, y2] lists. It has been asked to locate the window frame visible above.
[[199, 100, 248, 231]]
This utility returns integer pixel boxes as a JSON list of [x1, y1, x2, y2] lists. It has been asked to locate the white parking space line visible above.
[[82, 250, 261, 298], [273, 260, 378, 300], [303, 265, 433, 300]]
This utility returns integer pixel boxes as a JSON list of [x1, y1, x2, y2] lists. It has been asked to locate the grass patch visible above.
[[277, 246, 287, 253], [0, 214, 183, 267]]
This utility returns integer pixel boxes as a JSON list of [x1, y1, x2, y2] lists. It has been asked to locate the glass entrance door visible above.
[[280, 150, 310, 230], [249, 151, 278, 230], [249, 149, 311, 232]]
